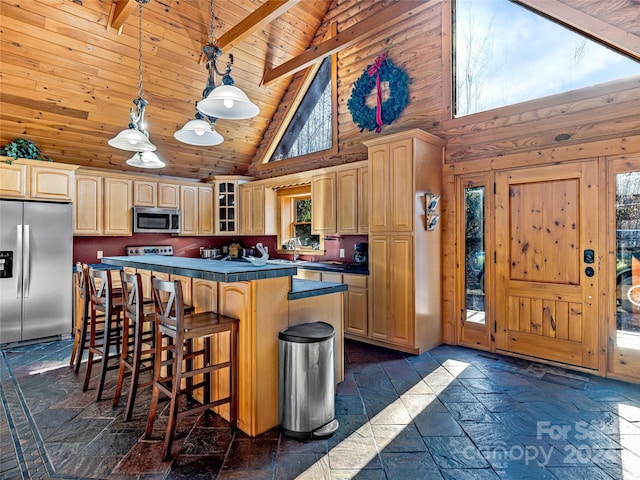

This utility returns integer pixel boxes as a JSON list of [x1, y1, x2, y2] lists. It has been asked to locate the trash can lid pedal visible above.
[[279, 321, 335, 343]]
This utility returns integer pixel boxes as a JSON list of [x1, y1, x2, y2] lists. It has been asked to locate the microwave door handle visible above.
[[16, 225, 23, 298], [23, 224, 30, 297]]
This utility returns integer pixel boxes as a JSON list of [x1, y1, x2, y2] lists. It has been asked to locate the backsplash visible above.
[[73, 234, 368, 265]]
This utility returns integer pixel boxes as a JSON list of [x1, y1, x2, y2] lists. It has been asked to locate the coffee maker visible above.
[[353, 242, 368, 265]]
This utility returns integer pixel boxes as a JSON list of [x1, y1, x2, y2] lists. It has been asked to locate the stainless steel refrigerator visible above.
[[0, 200, 73, 344]]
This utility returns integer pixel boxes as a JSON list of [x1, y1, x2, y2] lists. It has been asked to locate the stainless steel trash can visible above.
[[278, 322, 339, 439]]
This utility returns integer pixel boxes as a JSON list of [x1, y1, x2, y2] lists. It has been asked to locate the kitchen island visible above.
[[100, 255, 346, 436]]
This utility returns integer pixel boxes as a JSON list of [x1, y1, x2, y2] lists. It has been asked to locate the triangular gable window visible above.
[[270, 57, 334, 162], [453, 0, 640, 117]]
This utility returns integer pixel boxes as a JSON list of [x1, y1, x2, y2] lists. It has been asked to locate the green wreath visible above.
[[347, 54, 411, 133]]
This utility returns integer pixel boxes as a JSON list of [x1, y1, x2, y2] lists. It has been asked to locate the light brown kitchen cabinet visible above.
[[213, 176, 251, 235], [103, 176, 132, 235], [158, 183, 179, 208], [133, 180, 181, 208], [363, 129, 445, 354], [240, 182, 277, 235], [343, 274, 368, 338], [133, 180, 157, 207], [74, 173, 103, 235], [336, 169, 358, 234], [357, 166, 369, 233], [311, 173, 336, 234], [29, 164, 75, 202], [295, 270, 368, 339], [1, 159, 76, 201], [0, 160, 27, 198], [180, 185, 198, 235], [193, 278, 218, 313], [198, 185, 214, 235], [368, 235, 414, 347]]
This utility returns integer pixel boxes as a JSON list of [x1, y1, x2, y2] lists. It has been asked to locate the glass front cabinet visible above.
[[213, 176, 251, 235]]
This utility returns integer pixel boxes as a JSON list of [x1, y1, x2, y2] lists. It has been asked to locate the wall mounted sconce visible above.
[[425, 193, 440, 231]]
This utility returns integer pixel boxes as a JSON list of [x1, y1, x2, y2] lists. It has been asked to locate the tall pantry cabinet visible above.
[[364, 129, 445, 354]]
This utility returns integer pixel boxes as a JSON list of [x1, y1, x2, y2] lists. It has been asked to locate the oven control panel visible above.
[[125, 246, 174, 256]]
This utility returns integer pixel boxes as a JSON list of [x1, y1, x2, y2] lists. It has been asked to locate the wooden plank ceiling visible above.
[[0, 0, 330, 180], [1, 0, 639, 180]]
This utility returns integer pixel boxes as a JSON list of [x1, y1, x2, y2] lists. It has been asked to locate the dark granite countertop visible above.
[[101, 255, 298, 283], [288, 279, 348, 300], [264, 260, 368, 275]]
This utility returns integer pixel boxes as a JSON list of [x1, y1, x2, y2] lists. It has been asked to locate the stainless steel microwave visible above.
[[132, 207, 181, 234]]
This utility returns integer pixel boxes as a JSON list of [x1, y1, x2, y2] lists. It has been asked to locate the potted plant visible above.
[[1, 138, 52, 164]]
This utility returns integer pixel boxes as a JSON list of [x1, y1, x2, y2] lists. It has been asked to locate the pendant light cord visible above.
[[137, 0, 144, 100], [208, 0, 217, 45]]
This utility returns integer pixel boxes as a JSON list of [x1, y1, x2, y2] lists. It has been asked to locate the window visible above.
[[269, 56, 336, 162], [453, 0, 640, 117], [277, 186, 323, 252], [464, 185, 486, 324]]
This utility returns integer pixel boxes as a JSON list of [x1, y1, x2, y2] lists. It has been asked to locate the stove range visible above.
[[125, 245, 174, 256]]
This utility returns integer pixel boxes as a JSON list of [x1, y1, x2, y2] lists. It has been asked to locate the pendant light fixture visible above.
[[126, 151, 166, 169], [194, 0, 260, 121], [108, 0, 157, 153]]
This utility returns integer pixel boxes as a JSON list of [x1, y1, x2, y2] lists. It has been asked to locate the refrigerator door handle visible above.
[[16, 224, 23, 298], [23, 224, 30, 298]]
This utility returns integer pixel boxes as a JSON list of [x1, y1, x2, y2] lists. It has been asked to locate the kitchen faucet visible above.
[[289, 237, 301, 261]]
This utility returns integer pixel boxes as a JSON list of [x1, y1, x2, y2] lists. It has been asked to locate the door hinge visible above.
[[494, 251, 496, 263], [494, 320, 497, 333], [493, 182, 496, 194]]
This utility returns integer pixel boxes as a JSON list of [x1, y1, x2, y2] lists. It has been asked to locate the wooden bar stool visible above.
[[69, 262, 90, 371], [83, 267, 124, 401], [145, 276, 239, 461], [113, 271, 156, 420]]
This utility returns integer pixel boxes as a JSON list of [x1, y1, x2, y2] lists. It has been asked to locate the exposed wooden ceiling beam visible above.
[[513, 0, 640, 61], [199, 0, 302, 63], [261, 0, 433, 86], [217, 0, 302, 51], [109, 0, 136, 31]]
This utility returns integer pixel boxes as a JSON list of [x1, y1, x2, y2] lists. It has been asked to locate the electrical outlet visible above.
[[339, 248, 345, 258], [97, 250, 103, 259]]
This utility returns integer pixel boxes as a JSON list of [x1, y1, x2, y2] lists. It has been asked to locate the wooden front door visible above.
[[495, 162, 599, 369]]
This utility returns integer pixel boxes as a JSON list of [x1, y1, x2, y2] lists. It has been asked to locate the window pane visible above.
[[294, 224, 320, 250], [296, 198, 312, 222], [616, 171, 640, 350], [453, 0, 640, 117], [465, 186, 486, 323], [271, 57, 333, 161]]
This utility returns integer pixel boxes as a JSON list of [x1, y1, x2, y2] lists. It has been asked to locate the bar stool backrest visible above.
[[120, 271, 144, 321], [151, 277, 183, 334], [88, 268, 113, 312]]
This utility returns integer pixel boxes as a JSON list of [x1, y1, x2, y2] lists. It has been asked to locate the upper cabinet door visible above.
[[74, 174, 103, 235], [198, 185, 214, 235], [337, 169, 358, 234], [158, 183, 179, 208], [180, 185, 198, 236], [311, 173, 336, 234], [104, 177, 132, 236], [0, 162, 27, 198], [368, 138, 414, 233], [133, 180, 157, 207]]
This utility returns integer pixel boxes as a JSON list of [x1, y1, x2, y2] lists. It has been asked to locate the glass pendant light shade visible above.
[[126, 151, 165, 169], [197, 85, 260, 120], [174, 118, 223, 146], [109, 127, 157, 152]]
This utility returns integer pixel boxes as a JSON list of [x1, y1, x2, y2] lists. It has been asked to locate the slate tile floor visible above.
[[1, 337, 639, 480]]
